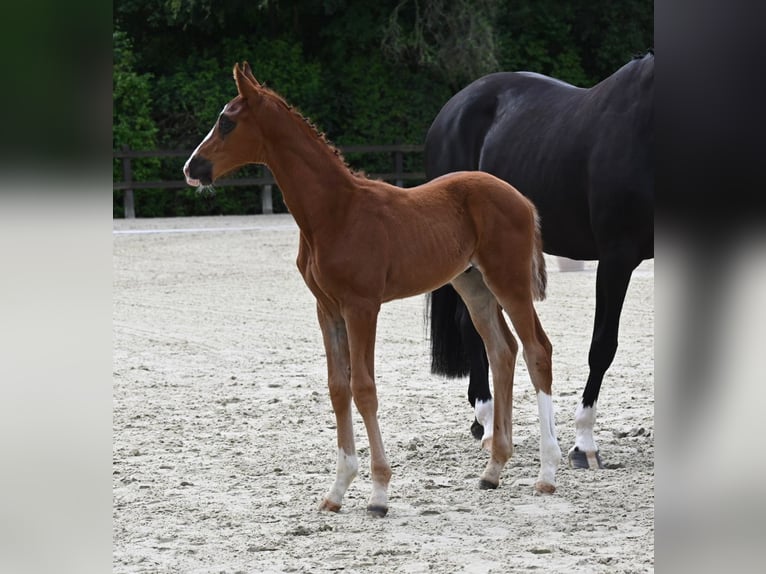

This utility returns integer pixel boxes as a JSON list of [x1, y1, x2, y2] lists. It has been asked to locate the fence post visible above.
[[394, 149, 404, 187], [121, 145, 135, 219], [261, 184, 273, 214]]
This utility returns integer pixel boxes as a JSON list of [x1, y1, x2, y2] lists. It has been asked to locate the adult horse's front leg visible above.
[[569, 251, 640, 470], [315, 305, 358, 512], [344, 302, 392, 517]]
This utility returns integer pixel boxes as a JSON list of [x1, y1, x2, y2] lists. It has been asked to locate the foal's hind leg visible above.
[[316, 304, 358, 512], [495, 289, 561, 493], [451, 269, 518, 489], [458, 303, 493, 446]]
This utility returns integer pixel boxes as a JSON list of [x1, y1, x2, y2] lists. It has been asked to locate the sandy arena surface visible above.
[[113, 214, 654, 573]]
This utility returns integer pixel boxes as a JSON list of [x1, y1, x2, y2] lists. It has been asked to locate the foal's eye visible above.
[[219, 115, 236, 136]]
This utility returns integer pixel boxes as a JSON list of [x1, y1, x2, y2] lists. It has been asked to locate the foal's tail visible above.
[[531, 212, 547, 301], [427, 211, 547, 377]]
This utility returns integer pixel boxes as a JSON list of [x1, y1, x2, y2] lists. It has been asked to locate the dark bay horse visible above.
[[426, 52, 653, 470], [184, 63, 562, 516]]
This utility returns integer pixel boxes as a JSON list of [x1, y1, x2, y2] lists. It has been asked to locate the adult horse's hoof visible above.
[[568, 448, 604, 469], [470, 418, 484, 441], [319, 498, 341, 513], [534, 481, 556, 495], [366, 504, 388, 518], [478, 478, 498, 490]]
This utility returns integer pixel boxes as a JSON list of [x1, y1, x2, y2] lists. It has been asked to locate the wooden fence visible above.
[[114, 144, 425, 218]]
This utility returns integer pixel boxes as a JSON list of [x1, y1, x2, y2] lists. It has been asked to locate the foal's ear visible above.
[[233, 63, 259, 99], [241, 61, 261, 87]]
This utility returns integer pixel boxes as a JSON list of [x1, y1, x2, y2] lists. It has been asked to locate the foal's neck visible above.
[[257, 98, 357, 234]]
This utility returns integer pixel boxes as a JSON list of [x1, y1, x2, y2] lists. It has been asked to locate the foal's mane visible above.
[[256, 82, 366, 179]]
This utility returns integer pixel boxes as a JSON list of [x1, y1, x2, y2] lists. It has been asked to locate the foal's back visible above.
[[318, 171, 537, 302]]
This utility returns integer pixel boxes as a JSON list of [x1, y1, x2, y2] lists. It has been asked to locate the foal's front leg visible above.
[[344, 303, 392, 517], [316, 305, 358, 512]]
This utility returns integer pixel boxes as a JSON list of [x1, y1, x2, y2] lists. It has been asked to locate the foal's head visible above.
[[183, 62, 269, 187]]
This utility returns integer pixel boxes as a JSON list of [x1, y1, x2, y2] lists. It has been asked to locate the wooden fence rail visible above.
[[114, 144, 425, 218]]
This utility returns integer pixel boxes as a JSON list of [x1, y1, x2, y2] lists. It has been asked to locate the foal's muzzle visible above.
[[184, 155, 214, 187]]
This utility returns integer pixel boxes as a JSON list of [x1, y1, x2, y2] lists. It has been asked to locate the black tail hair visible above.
[[426, 284, 470, 377]]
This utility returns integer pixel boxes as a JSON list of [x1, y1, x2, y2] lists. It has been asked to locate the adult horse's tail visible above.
[[427, 213, 546, 377], [427, 285, 470, 377]]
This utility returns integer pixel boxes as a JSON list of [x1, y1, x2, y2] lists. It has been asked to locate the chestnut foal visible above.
[[184, 63, 561, 516]]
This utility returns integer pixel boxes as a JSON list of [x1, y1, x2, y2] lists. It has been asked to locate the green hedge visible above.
[[114, 0, 652, 218]]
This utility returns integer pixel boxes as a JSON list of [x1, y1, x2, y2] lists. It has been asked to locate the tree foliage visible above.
[[113, 30, 158, 166], [382, 0, 500, 90], [114, 0, 652, 217]]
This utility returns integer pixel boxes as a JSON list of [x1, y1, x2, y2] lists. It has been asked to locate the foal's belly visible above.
[[380, 258, 471, 303]]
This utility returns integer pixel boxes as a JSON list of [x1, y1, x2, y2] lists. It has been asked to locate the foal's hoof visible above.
[[366, 504, 388, 518], [470, 419, 484, 441], [318, 498, 341, 513], [568, 448, 604, 470], [534, 481, 556, 495], [478, 478, 499, 490]]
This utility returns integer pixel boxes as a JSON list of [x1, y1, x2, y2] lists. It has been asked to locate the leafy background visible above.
[[113, 0, 652, 217]]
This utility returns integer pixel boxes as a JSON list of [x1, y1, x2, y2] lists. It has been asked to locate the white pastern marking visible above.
[[475, 398, 494, 449], [325, 448, 358, 507], [571, 402, 598, 454], [536, 391, 562, 486], [368, 480, 388, 510]]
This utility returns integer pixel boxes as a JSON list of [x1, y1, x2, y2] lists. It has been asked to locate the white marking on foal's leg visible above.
[[368, 480, 388, 515], [479, 458, 505, 489], [568, 402, 602, 469], [475, 398, 494, 451], [535, 391, 562, 493], [321, 448, 358, 512]]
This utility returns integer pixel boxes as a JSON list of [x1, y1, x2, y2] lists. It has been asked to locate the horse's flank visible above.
[[299, 169, 543, 304]]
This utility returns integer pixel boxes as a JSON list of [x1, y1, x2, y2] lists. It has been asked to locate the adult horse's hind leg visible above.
[[569, 250, 641, 470], [315, 304, 358, 513], [451, 269, 518, 489]]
